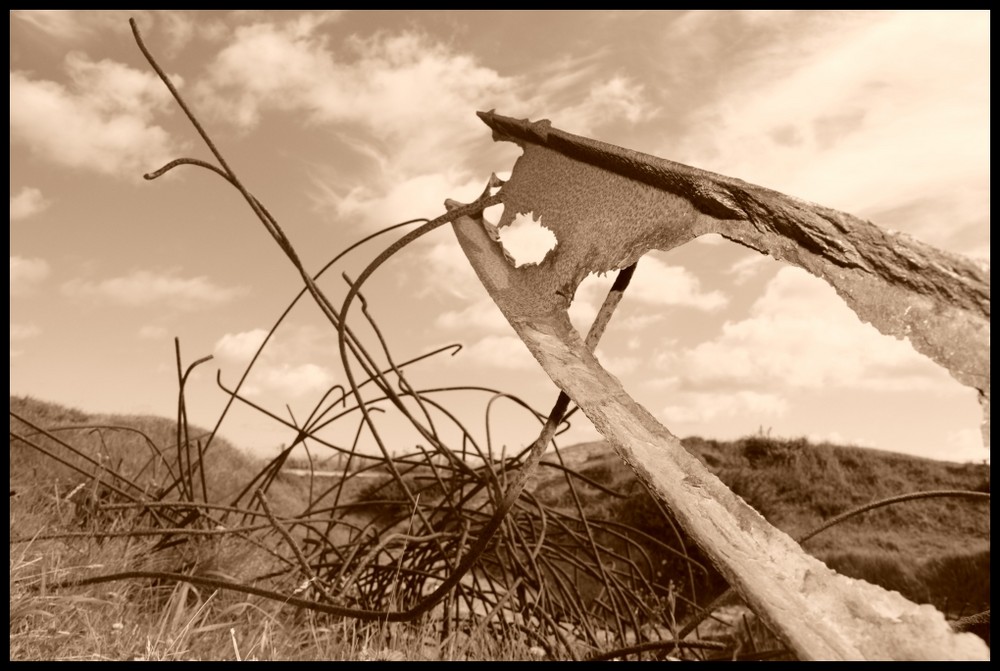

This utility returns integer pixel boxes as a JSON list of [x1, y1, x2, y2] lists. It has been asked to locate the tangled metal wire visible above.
[[7, 18, 708, 660], [7, 18, 990, 662]]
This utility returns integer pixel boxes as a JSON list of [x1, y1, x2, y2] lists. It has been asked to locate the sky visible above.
[[10, 10, 990, 464]]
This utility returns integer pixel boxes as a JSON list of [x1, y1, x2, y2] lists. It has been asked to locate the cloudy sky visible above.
[[10, 10, 990, 464]]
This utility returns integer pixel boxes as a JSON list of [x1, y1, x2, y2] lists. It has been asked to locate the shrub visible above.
[[716, 467, 781, 521], [740, 435, 803, 469], [578, 462, 615, 484], [919, 548, 990, 615]]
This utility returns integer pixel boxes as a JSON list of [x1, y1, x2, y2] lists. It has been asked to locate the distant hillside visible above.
[[9, 395, 301, 516], [10, 396, 989, 620], [532, 434, 990, 616], [540, 435, 988, 557]]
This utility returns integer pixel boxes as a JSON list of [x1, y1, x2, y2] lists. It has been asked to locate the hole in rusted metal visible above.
[[497, 211, 558, 268]]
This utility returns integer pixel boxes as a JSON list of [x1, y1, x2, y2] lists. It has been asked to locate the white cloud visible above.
[[435, 299, 509, 334], [197, 17, 652, 230], [10, 187, 50, 221], [10, 53, 181, 178], [138, 325, 168, 339], [594, 348, 640, 377], [619, 314, 665, 332], [13, 10, 156, 42], [568, 282, 605, 335], [659, 266, 955, 392], [944, 428, 989, 464], [153, 11, 209, 55], [10, 323, 41, 340], [331, 172, 488, 230], [258, 362, 334, 397], [663, 390, 788, 424], [625, 257, 728, 310], [12, 10, 230, 52], [197, 23, 511, 176], [454, 334, 537, 371], [13, 10, 108, 40], [214, 328, 269, 361], [727, 252, 770, 285], [555, 74, 657, 135], [10, 256, 50, 294], [62, 270, 245, 310], [420, 240, 489, 301], [9, 322, 40, 359], [571, 256, 727, 332], [673, 11, 988, 254], [211, 324, 340, 400]]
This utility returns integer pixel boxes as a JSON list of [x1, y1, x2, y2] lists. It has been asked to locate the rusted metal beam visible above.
[[446, 111, 989, 660]]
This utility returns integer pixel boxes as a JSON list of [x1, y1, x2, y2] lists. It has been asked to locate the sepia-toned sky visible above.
[[10, 10, 990, 463]]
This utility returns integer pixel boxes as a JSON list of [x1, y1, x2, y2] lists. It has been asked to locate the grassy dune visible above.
[[531, 435, 989, 620], [9, 396, 990, 659]]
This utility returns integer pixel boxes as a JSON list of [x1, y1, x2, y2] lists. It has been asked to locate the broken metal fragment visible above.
[[446, 111, 990, 661]]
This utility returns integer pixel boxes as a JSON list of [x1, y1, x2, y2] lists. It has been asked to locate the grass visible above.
[[10, 541, 529, 661], [534, 434, 990, 620], [9, 395, 554, 660], [9, 478, 540, 661], [9, 396, 990, 659]]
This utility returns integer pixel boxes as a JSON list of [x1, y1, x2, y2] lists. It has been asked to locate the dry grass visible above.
[[10, 399, 989, 660], [10, 532, 545, 661], [8, 397, 585, 661]]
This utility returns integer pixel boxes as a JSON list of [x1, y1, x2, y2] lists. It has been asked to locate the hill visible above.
[[532, 434, 989, 617], [9, 394, 303, 517], [10, 396, 990, 656]]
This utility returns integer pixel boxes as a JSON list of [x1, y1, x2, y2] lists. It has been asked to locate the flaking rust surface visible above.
[[446, 111, 990, 660]]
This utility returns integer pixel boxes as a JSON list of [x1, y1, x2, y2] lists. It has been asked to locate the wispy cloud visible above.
[[658, 266, 956, 392], [594, 348, 641, 377], [618, 313, 664, 332], [621, 256, 728, 311], [196, 22, 507, 176], [553, 74, 657, 135], [435, 299, 509, 334], [570, 255, 727, 334], [12, 10, 228, 53], [452, 334, 537, 371], [214, 328, 269, 362], [138, 325, 168, 339], [944, 428, 989, 464], [62, 270, 245, 309], [430, 247, 725, 349], [663, 390, 789, 425], [13, 10, 118, 41], [10, 256, 50, 294], [671, 11, 988, 255], [429, 244, 723, 349], [10, 187, 50, 221], [212, 326, 336, 398], [332, 172, 488, 230], [9, 322, 41, 359], [419, 240, 491, 301], [10, 53, 182, 178], [194, 15, 655, 231], [727, 252, 770, 285], [256, 362, 334, 398], [10, 323, 41, 340]]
